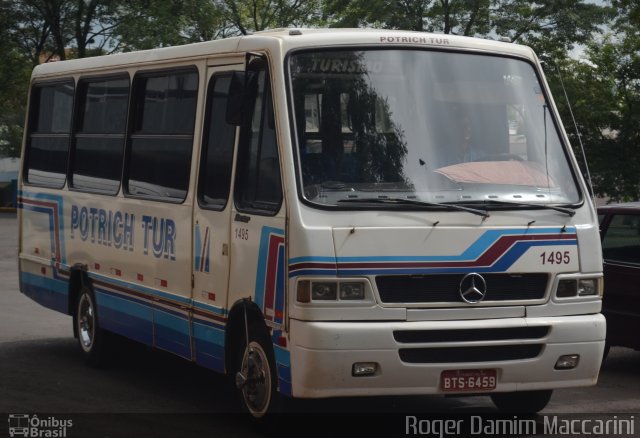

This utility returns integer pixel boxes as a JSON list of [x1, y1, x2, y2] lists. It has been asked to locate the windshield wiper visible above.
[[338, 197, 489, 218], [462, 199, 576, 217]]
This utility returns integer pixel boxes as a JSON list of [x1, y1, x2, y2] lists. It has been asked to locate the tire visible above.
[[233, 322, 279, 419], [490, 390, 552, 414], [73, 285, 106, 367]]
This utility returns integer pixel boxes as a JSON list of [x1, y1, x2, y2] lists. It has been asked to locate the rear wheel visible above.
[[73, 285, 106, 366], [490, 390, 552, 414], [233, 323, 279, 418]]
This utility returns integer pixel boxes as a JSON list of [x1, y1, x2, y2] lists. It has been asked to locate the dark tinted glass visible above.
[[128, 138, 192, 199], [198, 75, 236, 209], [80, 78, 129, 133], [71, 76, 129, 193], [127, 69, 198, 202], [72, 138, 125, 193], [235, 67, 282, 213], [602, 214, 640, 264], [33, 82, 74, 133], [25, 81, 74, 187], [136, 72, 198, 134]]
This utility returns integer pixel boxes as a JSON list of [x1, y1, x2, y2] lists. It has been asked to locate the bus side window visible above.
[[197, 74, 236, 209], [125, 68, 198, 202], [234, 63, 283, 214], [70, 75, 129, 194], [24, 81, 74, 188]]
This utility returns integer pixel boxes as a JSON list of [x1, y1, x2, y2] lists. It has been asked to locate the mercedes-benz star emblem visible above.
[[459, 273, 487, 303]]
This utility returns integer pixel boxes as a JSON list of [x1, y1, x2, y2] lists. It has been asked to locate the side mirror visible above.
[[226, 70, 257, 126]]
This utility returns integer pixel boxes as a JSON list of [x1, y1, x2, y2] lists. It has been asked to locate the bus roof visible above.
[[31, 28, 537, 78]]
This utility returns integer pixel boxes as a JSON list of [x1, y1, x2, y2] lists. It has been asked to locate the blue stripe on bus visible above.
[[22, 270, 290, 392], [289, 227, 578, 266], [21, 272, 69, 314], [193, 322, 225, 372], [154, 307, 192, 359], [292, 239, 577, 276], [193, 301, 228, 316], [96, 291, 154, 346]]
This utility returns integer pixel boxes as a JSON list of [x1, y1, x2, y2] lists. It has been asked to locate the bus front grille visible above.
[[398, 344, 544, 363], [393, 326, 550, 343], [376, 273, 548, 304]]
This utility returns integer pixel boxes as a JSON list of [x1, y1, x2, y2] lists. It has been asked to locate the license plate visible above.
[[440, 369, 497, 392]]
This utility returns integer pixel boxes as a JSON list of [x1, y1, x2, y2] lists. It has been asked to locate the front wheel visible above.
[[73, 286, 106, 366], [490, 390, 552, 414], [233, 323, 279, 419]]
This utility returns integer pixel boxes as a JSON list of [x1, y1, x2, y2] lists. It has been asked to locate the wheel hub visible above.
[[240, 343, 271, 415], [78, 295, 94, 350]]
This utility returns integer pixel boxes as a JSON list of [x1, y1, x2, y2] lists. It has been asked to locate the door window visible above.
[[234, 62, 283, 215], [198, 74, 236, 210]]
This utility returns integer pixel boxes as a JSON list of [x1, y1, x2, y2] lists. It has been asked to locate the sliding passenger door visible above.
[[191, 61, 242, 371]]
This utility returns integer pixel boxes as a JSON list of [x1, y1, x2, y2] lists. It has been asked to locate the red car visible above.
[[598, 202, 640, 354]]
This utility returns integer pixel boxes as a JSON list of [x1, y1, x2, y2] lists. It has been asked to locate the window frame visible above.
[[23, 78, 76, 189], [197, 72, 238, 212], [68, 73, 131, 196], [233, 60, 283, 216], [123, 65, 199, 204]]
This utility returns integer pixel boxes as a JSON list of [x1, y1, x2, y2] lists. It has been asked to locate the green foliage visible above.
[[545, 1, 640, 201], [115, 0, 192, 50], [324, 0, 493, 34], [493, 0, 615, 62], [0, 4, 32, 157], [220, 0, 325, 35]]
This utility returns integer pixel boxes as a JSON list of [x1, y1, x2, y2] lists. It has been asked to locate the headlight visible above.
[[556, 279, 577, 297], [340, 282, 365, 300], [578, 278, 599, 296], [555, 277, 602, 298], [296, 280, 368, 303], [311, 282, 338, 300]]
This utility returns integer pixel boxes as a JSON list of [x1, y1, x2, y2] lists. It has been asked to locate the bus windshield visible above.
[[288, 49, 581, 208]]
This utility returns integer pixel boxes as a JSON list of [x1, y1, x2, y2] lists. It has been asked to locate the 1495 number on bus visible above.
[[540, 251, 571, 265]]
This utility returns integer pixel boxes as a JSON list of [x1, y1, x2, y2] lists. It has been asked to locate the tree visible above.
[[547, 1, 640, 201], [115, 0, 325, 50], [220, 0, 324, 35], [324, 0, 613, 60], [115, 0, 192, 50], [493, 0, 615, 64], [0, 6, 31, 157], [0, 0, 123, 157], [72, 0, 122, 57]]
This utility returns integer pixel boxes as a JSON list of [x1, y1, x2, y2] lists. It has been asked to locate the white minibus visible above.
[[18, 28, 605, 417]]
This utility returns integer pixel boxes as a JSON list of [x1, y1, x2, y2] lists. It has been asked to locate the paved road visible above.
[[1, 213, 639, 437]]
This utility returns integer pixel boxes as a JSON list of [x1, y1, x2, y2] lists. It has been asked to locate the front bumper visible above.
[[288, 314, 606, 398]]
